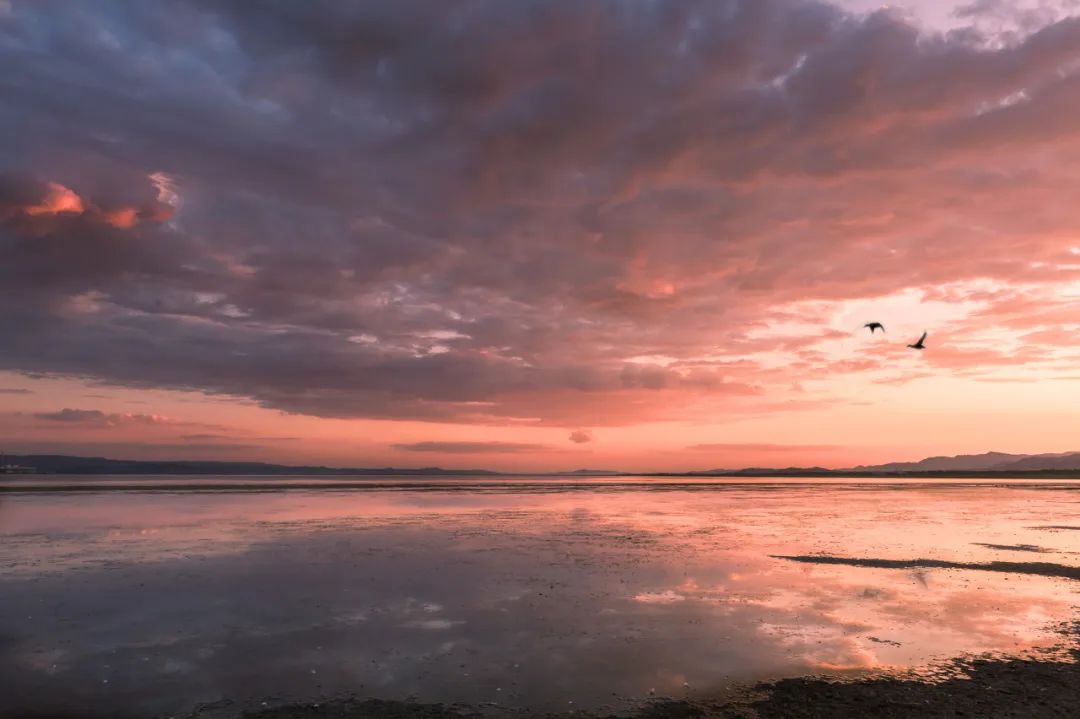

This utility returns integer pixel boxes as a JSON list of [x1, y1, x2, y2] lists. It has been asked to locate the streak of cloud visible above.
[[33, 408, 173, 427], [392, 441, 551, 454]]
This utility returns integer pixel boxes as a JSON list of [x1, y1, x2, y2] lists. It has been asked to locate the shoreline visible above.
[[9, 476, 1080, 495], [11, 469, 1080, 479]]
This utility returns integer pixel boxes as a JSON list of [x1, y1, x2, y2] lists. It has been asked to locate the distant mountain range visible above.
[[0, 454, 500, 476], [850, 451, 1080, 473], [5, 451, 1080, 477]]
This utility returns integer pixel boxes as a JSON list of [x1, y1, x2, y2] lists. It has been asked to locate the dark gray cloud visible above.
[[34, 409, 109, 423], [4, 440, 259, 456], [0, 388, 31, 395], [1, 1, 1079, 425], [569, 430, 593, 444], [33, 408, 171, 427]]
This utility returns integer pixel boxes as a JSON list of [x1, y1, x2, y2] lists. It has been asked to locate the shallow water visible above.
[[1, 476, 1079, 716]]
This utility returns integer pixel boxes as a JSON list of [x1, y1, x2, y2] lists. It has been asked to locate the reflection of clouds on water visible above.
[[629, 559, 1073, 676], [758, 626, 884, 672], [633, 590, 687, 604], [1, 483, 1079, 716]]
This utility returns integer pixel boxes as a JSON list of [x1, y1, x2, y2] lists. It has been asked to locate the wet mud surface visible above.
[[234, 626, 1080, 719], [3, 477, 1080, 718]]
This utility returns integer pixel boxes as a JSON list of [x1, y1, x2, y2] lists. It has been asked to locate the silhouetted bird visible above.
[[907, 331, 928, 350], [864, 322, 885, 334]]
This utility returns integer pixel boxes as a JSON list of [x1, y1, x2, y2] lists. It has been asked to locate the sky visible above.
[[3, 0, 1080, 472]]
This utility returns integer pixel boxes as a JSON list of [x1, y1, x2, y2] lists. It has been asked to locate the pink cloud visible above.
[[4, 177, 172, 230], [22, 182, 84, 216]]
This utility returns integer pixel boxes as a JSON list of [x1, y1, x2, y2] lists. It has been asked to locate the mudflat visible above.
[[2, 477, 1079, 718]]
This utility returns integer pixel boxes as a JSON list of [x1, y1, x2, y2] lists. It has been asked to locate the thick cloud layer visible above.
[[3, 0, 1080, 428]]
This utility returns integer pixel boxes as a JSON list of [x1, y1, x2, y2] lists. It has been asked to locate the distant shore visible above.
[[9, 475, 1080, 495], [11, 452, 1080, 479]]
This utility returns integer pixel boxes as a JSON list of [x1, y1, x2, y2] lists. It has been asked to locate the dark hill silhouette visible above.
[[853, 451, 1080, 473], [851, 451, 1024, 473], [8, 451, 1080, 478], [0, 454, 499, 476], [995, 452, 1080, 471]]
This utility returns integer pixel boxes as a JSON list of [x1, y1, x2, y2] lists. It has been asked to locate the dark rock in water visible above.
[[771, 554, 1080, 581]]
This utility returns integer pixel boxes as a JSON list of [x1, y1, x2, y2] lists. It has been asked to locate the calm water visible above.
[[2, 476, 1079, 717]]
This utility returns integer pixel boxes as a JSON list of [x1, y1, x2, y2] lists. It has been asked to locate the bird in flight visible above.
[[864, 322, 885, 334], [907, 331, 928, 350]]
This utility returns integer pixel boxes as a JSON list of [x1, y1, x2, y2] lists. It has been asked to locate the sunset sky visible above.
[[4, 0, 1080, 471]]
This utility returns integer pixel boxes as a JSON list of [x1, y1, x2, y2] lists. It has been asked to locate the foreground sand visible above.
[[237, 625, 1079, 719]]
